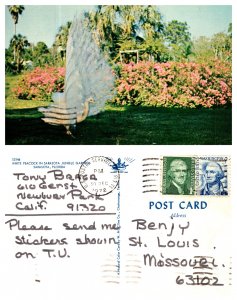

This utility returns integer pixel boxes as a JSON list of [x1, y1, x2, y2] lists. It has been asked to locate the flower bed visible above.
[[112, 60, 232, 108], [13, 66, 65, 101], [13, 61, 232, 108]]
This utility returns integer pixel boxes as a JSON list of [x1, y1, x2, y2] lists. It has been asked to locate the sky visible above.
[[5, 5, 232, 48]]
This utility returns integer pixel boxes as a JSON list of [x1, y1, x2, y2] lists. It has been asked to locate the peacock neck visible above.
[[77, 99, 90, 123]]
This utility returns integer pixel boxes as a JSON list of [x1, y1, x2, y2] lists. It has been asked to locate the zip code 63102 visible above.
[[176, 274, 224, 286]]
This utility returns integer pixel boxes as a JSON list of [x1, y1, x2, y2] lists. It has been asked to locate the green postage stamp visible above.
[[162, 157, 195, 195]]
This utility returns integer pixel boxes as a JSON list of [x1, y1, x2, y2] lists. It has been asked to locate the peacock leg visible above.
[[65, 124, 77, 138]]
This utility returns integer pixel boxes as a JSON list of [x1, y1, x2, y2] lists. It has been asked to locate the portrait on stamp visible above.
[[162, 157, 195, 195], [197, 160, 228, 196]]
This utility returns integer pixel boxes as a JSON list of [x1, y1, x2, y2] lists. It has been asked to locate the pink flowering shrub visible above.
[[13, 66, 65, 101], [13, 61, 231, 108], [113, 60, 232, 108]]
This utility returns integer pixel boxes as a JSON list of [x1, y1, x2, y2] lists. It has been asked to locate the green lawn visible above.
[[5, 75, 232, 145], [5, 74, 50, 110]]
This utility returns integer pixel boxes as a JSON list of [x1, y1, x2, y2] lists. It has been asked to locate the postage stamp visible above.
[[78, 156, 120, 196], [162, 156, 195, 195], [195, 156, 229, 196]]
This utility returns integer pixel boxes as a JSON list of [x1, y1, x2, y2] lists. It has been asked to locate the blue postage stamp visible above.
[[195, 156, 229, 196]]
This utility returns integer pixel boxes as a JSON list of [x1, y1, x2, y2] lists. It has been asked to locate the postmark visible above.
[[195, 156, 229, 196], [162, 156, 195, 195], [78, 156, 119, 196], [142, 157, 160, 194]]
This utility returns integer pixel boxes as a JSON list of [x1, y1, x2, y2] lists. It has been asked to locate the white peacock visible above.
[[38, 17, 115, 136]]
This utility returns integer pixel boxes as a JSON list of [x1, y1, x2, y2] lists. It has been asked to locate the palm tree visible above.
[[85, 5, 166, 61], [85, 5, 140, 59], [53, 21, 71, 64], [10, 34, 30, 72], [118, 5, 141, 37], [85, 6, 120, 52], [8, 5, 25, 35], [139, 5, 164, 39]]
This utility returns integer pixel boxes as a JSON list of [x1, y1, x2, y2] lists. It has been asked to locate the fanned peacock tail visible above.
[[39, 16, 115, 130], [65, 17, 115, 116]]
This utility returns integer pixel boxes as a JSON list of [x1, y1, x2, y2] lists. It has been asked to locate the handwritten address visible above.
[[4, 168, 230, 287]]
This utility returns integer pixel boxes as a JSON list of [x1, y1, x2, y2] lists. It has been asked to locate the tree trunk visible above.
[[13, 46, 16, 62], [16, 50, 21, 72]]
